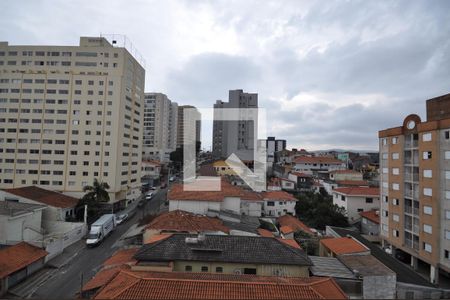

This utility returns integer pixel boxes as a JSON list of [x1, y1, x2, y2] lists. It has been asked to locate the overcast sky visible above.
[[1, 0, 449, 151]]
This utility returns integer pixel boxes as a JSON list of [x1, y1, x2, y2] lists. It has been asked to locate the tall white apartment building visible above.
[[177, 105, 201, 149], [212, 89, 258, 161], [142, 93, 178, 162], [0, 37, 145, 209]]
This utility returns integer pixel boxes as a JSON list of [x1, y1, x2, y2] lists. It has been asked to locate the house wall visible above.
[[169, 200, 221, 215], [333, 193, 380, 222], [240, 201, 262, 217], [281, 180, 295, 190], [0, 211, 43, 244], [330, 172, 363, 181], [263, 200, 296, 217], [361, 218, 380, 236], [173, 261, 309, 277], [222, 197, 241, 214]]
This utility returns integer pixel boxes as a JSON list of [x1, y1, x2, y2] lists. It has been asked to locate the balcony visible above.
[[405, 238, 420, 251], [404, 189, 419, 199], [405, 139, 418, 149], [404, 172, 419, 182]]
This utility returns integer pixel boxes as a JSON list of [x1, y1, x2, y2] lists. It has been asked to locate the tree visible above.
[[295, 191, 348, 230], [77, 179, 110, 221], [169, 141, 201, 171]]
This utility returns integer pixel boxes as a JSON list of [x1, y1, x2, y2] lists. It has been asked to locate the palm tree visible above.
[[79, 179, 110, 220]]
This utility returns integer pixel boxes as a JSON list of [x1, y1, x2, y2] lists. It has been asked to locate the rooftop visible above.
[[359, 210, 380, 224], [263, 191, 297, 201], [146, 210, 230, 234], [94, 270, 347, 299], [103, 248, 139, 268], [335, 180, 369, 187], [135, 234, 312, 266], [278, 215, 314, 235], [0, 201, 46, 217], [338, 254, 395, 277], [294, 156, 343, 164], [330, 170, 361, 174], [290, 172, 312, 178], [320, 237, 369, 255], [0, 242, 48, 278], [2, 186, 79, 208], [332, 187, 379, 197], [309, 256, 356, 279]]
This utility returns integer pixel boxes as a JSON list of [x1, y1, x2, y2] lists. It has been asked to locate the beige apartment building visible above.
[[379, 93, 450, 284], [177, 105, 201, 149], [0, 36, 145, 209], [142, 93, 177, 162]]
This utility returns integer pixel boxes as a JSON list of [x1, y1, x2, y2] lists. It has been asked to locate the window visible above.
[[392, 183, 399, 191], [446, 171, 450, 180], [392, 214, 399, 222], [423, 243, 432, 253], [446, 210, 450, 220], [423, 132, 432, 141], [423, 224, 432, 234], [215, 267, 223, 273], [392, 198, 399, 205], [185, 266, 192, 272], [446, 131, 450, 140], [382, 153, 388, 160], [392, 229, 399, 237], [267, 201, 274, 206], [423, 151, 432, 160], [423, 170, 432, 178], [382, 138, 387, 146], [423, 206, 432, 215], [382, 168, 388, 174], [445, 151, 450, 160], [392, 168, 399, 175], [244, 268, 257, 275], [446, 231, 450, 240], [365, 197, 373, 203], [392, 153, 399, 160], [446, 191, 450, 200], [445, 250, 449, 259], [423, 188, 432, 196], [341, 195, 345, 201], [392, 137, 398, 144], [201, 266, 208, 272]]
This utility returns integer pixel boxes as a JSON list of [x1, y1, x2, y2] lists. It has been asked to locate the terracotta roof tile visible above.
[[320, 237, 369, 255], [333, 187, 379, 197], [277, 238, 302, 250], [94, 270, 347, 299], [278, 215, 314, 235], [0, 242, 48, 278], [168, 180, 242, 202], [257, 228, 274, 237], [145, 210, 230, 233], [330, 170, 361, 174], [143, 234, 173, 245], [82, 266, 124, 292], [359, 210, 380, 224], [103, 248, 139, 268], [263, 191, 297, 201], [290, 172, 312, 177], [335, 180, 369, 187], [3, 186, 79, 208]]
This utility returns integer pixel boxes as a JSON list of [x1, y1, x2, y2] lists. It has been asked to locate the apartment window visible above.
[[423, 188, 432, 196], [392, 229, 399, 237], [382, 182, 388, 188], [267, 201, 275, 206], [185, 266, 192, 272], [392, 198, 399, 206], [392, 214, 399, 222], [392, 183, 399, 191], [446, 171, 450, 180], [446, 210, 450, 220], [446, 191, 450, 200], [382, 138, 387, 146], [392, 137, 398, 144], [422, 132, 435, 144], [382, 210, 388, 217], [201, 266, 208, 272], [392, 153, 399, 160], [445, 151, 450, 160], [392, 168, 399, 175], [382, 168, 388, 174], [365, 197, 373, 203], [446, 232, 450, 240], [423, 206, 432, 215], [423, 151, 432, 160], [423, 243, 432, 253], [423, 170, 432, 178], [215, 267, 223, 273], [445, 131, 450, 140]]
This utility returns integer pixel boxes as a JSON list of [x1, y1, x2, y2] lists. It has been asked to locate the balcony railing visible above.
[[405, 140, 418, 149], [404, 173, 419, 182], [404, 189, 419, 199]]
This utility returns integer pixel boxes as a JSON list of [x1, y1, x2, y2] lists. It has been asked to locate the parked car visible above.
[[145, 192, 154, 200], [116, 213, 128, 225], [169, 176, 175, 182], [150, 186, 157, 190]]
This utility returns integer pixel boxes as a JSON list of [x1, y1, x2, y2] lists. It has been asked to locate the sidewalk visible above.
[[47, 239, 85, 269]]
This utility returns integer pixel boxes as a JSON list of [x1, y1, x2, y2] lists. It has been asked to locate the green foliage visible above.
[[295, 191, 348, 230], [294, 231, 319, 255], [77, 178, 110, 220], [170, 141, 201, 171]]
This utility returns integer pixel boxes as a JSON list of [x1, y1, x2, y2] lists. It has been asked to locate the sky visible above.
[[1, 0, 449, 151]]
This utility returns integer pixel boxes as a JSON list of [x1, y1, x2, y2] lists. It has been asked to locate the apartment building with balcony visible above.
[[142, 93, 178, 162], [0, 36, 145, 209], [379, 93, 450, 284], [177, 105, 201, 149]]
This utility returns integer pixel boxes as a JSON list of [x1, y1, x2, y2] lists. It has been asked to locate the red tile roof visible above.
[[144, 234, 173, 245], [82, 266, 124, 292], [0, 242, 48, 278], [294, 156, 343, 164], [290, 172, 312, 177], [333, 187, 379, 197], [3, 186, 79, 208], [335, 180, 369, 187], [277, 238, 302, 249], [168, 180, 242, 202], [278, 215, 314, 235], [257, 228, 274, 237], [145, 210, 230, 233], [263, 191, 297, 201], [320, 237, 369, 255], [94, 270, 348, 299], [330, 170, 361, 174], [359, 210, 380, 224], [103, 248, 138, 268]]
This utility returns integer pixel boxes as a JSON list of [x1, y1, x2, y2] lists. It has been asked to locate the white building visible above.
[[329, 170, 363, 181], [332, 187, 380, 222], [0, 36, 145, 208], [141, 160, 162, 189], [293, 156, 346, 174], [142, 93, 178, 162]]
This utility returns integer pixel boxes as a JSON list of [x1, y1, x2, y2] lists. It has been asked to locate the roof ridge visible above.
[[273, 238, 311, 264]]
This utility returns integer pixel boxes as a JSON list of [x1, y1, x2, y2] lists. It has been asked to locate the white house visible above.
[[0, 186, 79, 222], [293, 156, 346, 174], [0, 201, 46, 245], [267, 177, 295, 191], [329, 170, 363, 181], [332, 187, 380, 222], [141, 160, 162, 189], [262, 191, 297, 217]]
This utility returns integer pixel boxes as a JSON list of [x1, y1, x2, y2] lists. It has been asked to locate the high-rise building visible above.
[[379, 93, 450, 284], [0, 37, 145, 209], [212, 89, 258, 161], [177, 105, 201, 149], [142, 92, 178, 162], [266, 136, 286, 163]]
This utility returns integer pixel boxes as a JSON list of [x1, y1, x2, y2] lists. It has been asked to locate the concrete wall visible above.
[[333, 193, 380, 222], [222, 197, 241, 214], [361, 218, 380, 236], [363, 275, 396, 299], [263, 200, 296, 217], [240, 201, 262, 217], [0, 211, 43, 244], [169, 200, 221, 215]]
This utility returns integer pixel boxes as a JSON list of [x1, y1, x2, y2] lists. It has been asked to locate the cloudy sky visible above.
[[1, 0, 449, 151]]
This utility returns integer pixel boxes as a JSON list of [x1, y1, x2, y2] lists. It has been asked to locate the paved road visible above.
[[31, 189, 167, 299]]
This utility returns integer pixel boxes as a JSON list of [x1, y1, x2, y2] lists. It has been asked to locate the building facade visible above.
[[379, 93, 450, 284], [177, 105, 201, 149], [142, 92, 178, 162], [212, 89, 258, 161], [0, 37, 145, 207]]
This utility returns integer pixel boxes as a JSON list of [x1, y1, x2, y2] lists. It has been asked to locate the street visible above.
[[29, 188, 167, 299]]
